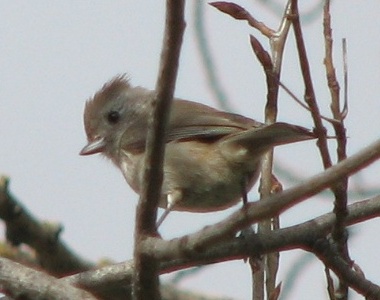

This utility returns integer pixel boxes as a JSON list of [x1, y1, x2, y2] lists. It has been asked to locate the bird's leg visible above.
[[156, 190, 182, 228], [240, 175, 255, 250], [241, 175, 249, 207]]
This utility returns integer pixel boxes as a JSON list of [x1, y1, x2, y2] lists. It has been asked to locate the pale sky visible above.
[[1, 1, 380, 299]]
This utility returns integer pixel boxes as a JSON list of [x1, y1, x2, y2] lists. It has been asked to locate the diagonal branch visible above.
[[64, 195, 380, 299], [0, 257, 96, 300], [0, 176, 94, 276]]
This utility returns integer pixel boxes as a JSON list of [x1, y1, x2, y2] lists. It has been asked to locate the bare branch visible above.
[[291, 0, 332, 170], [323, 1, 350, 298], [0, 257, 96, 300], [0, 176, 94, 276], [341, 38, 348, 118], [312, 238, 380, 299], [64, 195, 380, 298], [277, 79, 339, 124], [133, 1, 186, 299], [248, 2, 294, 297]]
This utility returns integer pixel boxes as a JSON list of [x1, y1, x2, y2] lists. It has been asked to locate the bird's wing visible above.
[[121, 99, 263, 152], [166, 100, 263, 141]]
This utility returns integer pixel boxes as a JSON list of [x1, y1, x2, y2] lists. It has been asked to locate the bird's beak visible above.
[[80, 137, 106, 155]]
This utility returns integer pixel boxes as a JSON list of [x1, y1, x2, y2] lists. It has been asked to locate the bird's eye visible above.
[[107, 111, 120, 124]]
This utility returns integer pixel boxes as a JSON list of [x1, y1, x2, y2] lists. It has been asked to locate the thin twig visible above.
[[312, 238, 380, 299], [133, 1, 185, 299], [342, 38, 348, 118], [256, 1, 293, 297], [290, 0, 333, 169], [323, 1, 350, 299], [324, 267, 337, 300], [208, 3, 282, 297], [249, 34, 273, 300], [277, 78, 338, 124], [194, 2, 232, 111]]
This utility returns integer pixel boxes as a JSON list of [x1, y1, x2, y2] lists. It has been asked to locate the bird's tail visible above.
[[219, 122, 315, 162]]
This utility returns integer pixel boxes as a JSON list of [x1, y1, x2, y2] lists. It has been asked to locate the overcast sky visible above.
[[1, 1, 380, 299]]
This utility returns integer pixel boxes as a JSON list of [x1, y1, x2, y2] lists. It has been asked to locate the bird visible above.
[[80, 75, 315, 226]]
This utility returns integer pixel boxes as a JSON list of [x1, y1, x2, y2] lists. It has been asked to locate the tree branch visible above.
[[0, 176, 94, 276], [64, 195, 380, 299], [133, 1, 186, 299], [0, 257, 96, 300], [323, 0, 350, 298]]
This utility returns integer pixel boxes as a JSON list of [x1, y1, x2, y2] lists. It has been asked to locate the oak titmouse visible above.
[[80, 75, 315, 226]]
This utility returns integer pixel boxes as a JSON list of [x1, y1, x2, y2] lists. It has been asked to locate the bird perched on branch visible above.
[[80, 75, 315, 226]]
